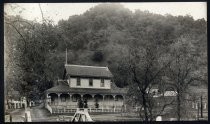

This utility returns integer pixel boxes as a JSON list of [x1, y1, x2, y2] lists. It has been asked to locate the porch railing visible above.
[[46, 103, 52, 114], [47, 104, 125, 114]]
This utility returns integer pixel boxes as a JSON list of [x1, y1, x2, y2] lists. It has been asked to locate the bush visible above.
[[92, 51, 104, 62]]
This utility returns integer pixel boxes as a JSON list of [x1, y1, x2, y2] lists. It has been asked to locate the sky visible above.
[[4, 2, 207, 24]]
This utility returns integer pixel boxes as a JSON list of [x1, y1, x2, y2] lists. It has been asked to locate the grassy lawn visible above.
[[42, 112, 140, 122]]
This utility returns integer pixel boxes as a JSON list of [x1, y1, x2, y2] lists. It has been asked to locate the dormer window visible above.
[[101, 79, 104, 87], [89, 78, 93, 86], [77, 78, 81, 86]]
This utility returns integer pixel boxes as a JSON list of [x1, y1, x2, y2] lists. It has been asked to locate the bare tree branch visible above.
[[5, 22, 27, 51]]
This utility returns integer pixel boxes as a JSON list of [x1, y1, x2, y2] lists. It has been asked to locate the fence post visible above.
[[197, 102, 200, 120], [10, 114, 12, 122]]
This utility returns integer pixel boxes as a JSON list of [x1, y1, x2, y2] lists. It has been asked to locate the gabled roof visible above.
[[46, 81, 128, 95], [65, 64, 113, 78], [164, 91, 177, 96]]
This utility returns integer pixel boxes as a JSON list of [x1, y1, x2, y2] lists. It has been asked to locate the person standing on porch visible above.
[[84, 99, 88, 108], [78, 98, 84, 108]]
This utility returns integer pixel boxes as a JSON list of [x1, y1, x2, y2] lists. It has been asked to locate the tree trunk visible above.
[[200, 96, 203, 118], [177, 91, 181, 121], [142, 92, 149, 121]]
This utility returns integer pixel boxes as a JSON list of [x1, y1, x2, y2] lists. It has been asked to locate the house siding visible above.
[[70, 77, 111, 89]]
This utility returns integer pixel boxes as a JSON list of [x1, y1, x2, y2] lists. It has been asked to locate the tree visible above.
[[92, 51, 104, 62], [4, 4, 207, 121], [4, 4, 58, 101], [122, 36, 176, 121], [167, 35, 205, 121]]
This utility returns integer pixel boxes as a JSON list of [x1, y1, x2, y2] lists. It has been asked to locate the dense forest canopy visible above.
[[5, 3, 207, 102]]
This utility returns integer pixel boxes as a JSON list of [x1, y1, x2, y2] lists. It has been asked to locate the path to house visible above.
[[10, 109, 25, 122], [29, 103, 58, 122]]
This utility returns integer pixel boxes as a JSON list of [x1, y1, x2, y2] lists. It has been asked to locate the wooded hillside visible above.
[[5, 3, 207, 102]]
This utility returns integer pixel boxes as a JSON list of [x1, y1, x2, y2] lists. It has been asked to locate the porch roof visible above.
[[46, 82, 128, 95]]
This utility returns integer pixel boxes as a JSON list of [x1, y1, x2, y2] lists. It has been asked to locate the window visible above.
[[89, 78, 93, 86], [101, 79, 105, 87], [77, 78, 81, 86]]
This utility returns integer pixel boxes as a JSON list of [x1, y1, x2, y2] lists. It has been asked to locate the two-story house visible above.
[[45, 64, 128, 114]]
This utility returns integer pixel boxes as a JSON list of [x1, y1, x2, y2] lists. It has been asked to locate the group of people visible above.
[[77, 98, 88, 108], [77, 98, 100, 108]]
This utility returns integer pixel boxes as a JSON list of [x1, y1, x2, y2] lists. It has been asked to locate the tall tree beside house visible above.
[[4, 14, 56, 101], [4, 14, 36, 100], [166, 34, 206, 121], [120, 35, 176, 121]]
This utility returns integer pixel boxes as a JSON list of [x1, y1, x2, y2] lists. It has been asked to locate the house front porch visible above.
[[45, 92, 126, 114]]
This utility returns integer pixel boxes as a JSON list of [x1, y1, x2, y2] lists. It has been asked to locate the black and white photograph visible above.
[[4, 2, 207, 122]]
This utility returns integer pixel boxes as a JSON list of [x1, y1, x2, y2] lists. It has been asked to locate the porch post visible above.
[[123, 95, 126, 112], [81, 94, 83, 100], [57, 93, 61, 105], [81, 94, 84, 108], [68, 93, 72, 107], [102, 95, 105, 112]]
